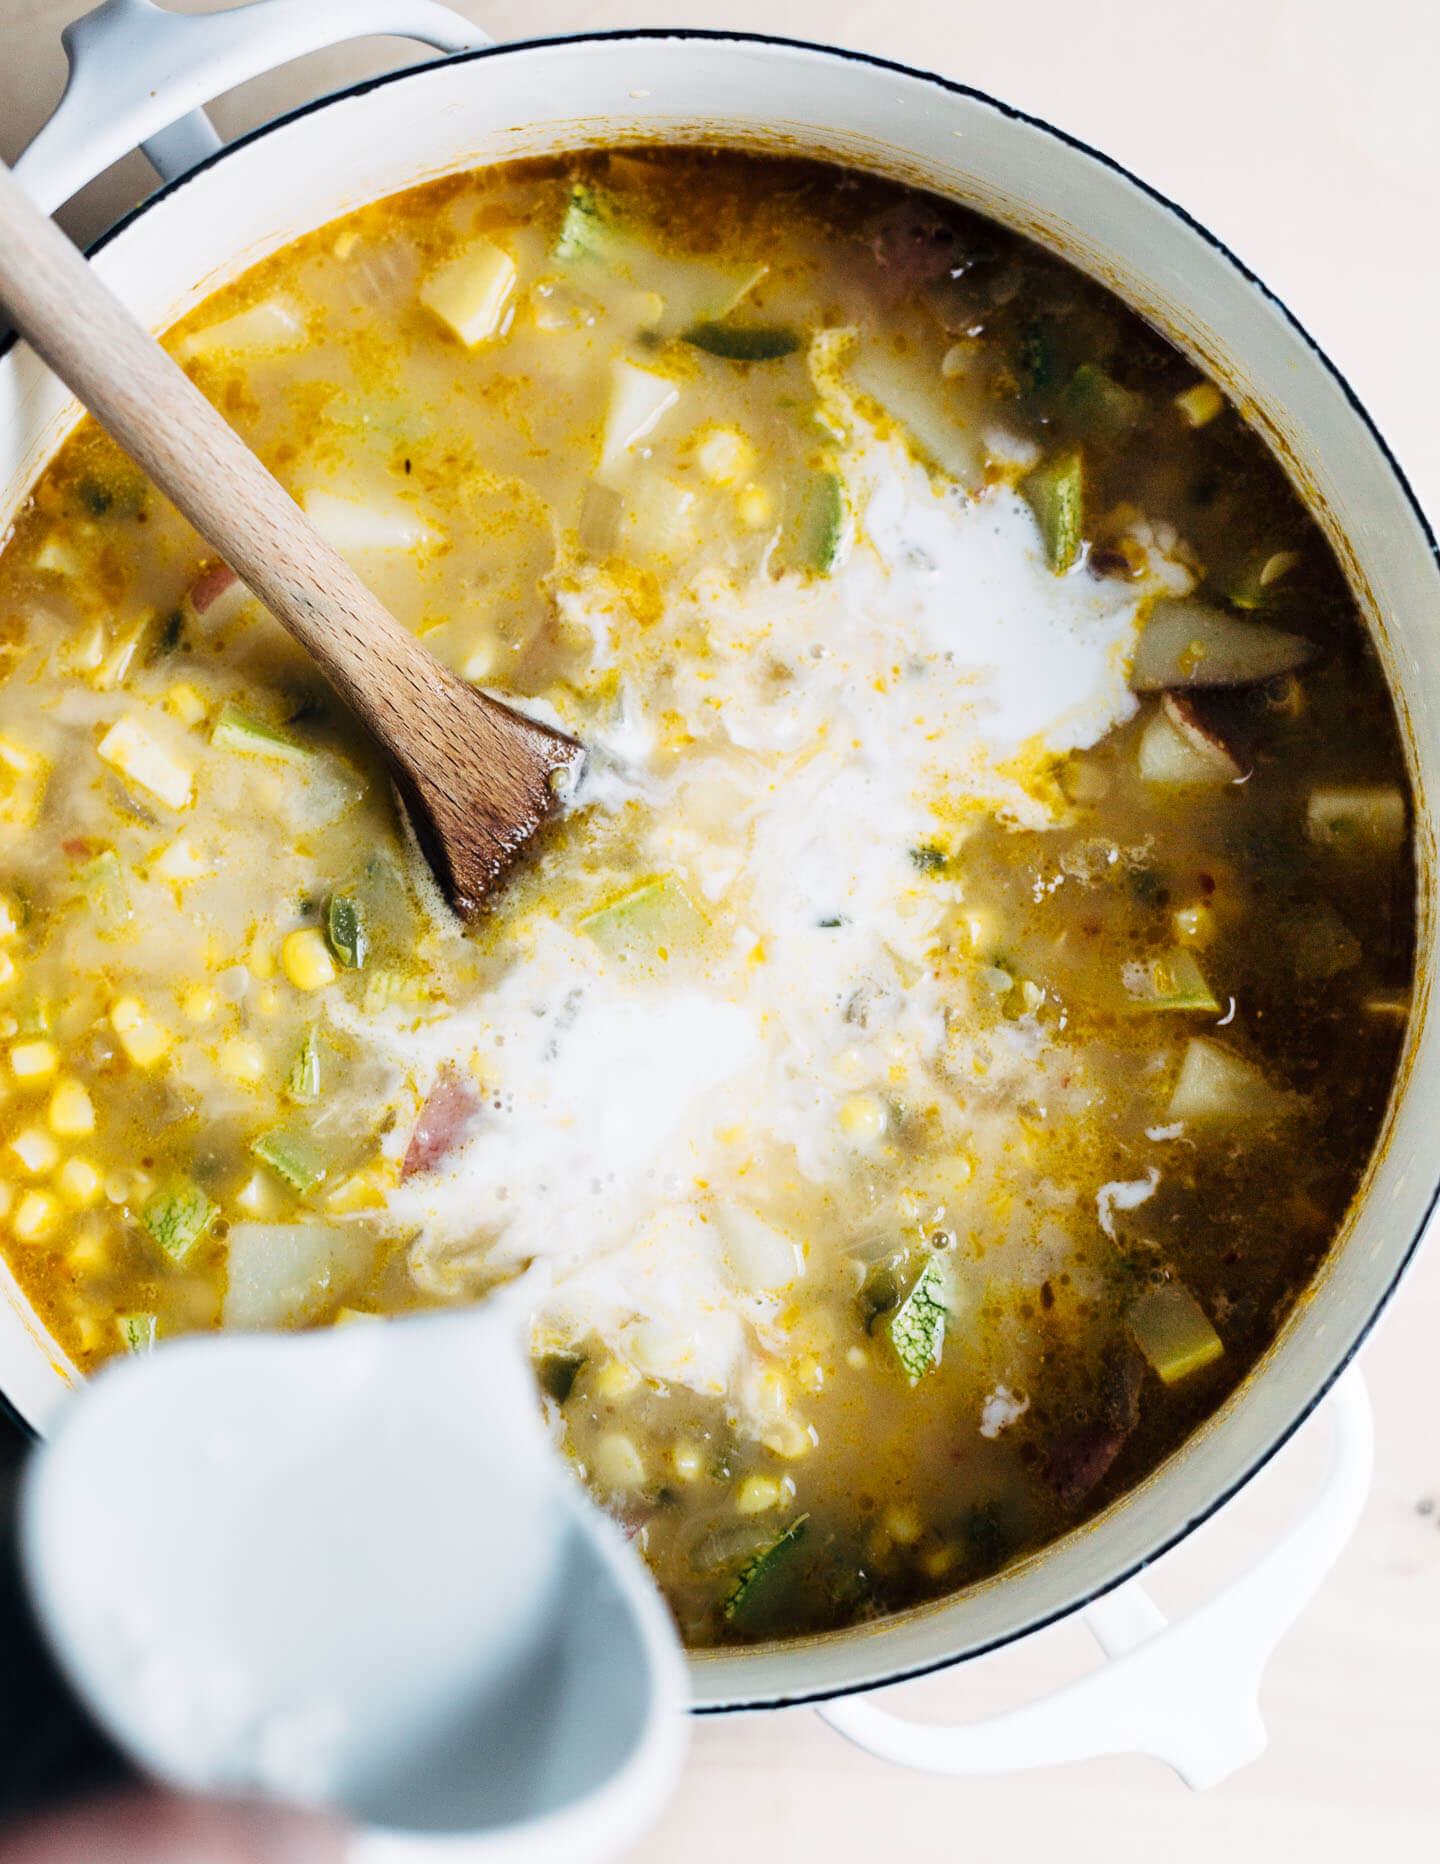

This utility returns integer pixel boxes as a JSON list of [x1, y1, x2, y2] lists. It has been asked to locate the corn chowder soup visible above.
[[0, 152, 1413, 1645]]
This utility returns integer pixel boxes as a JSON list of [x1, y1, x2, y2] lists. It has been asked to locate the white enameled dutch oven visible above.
[[3, 0, 1437, 1815]]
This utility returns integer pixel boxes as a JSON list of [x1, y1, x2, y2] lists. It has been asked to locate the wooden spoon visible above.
[[0, 161, 583, 921]]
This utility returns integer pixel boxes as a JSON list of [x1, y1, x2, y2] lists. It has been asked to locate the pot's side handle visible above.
[[818, 1366, 1372, 1790], [12, 0, 487, 217]]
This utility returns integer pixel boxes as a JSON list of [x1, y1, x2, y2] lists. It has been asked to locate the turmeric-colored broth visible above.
[[0, 151, 1412, 1644]]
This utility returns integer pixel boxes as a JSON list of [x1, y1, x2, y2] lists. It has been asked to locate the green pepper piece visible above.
[[1022, 449, 1084, 573], [684, 322, 802, 362], [723, 1515, 809, 1624], [325, 893, 368, 970]]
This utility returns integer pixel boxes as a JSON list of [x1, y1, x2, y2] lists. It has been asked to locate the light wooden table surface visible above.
[[2, 3, 1437, 1856]]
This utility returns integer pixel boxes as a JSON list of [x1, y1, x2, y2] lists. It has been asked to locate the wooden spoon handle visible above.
[[0, 161, 579, 914]]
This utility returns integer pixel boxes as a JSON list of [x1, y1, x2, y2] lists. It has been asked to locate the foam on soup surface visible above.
[[0, 153, 1413, 1643]]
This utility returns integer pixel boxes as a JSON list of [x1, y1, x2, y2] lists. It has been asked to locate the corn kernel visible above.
[[333, 1306, 381, 1326], [794, 1354, 826, 1393], [735, 1474, 783, 1515], [594, 1359, 641, 1401], [693, 425, 755, 486], [922, 1545, 958, 1580], [737, 483, 773, 528], [281, 928, 337, 992], [9, 1039, 58, 1082], [165, 682, 207, 727], [257, 986, 280, 1018], [672, 1443, 705, 1482], [9, 1128, 58, 1175], [109, 997, 172, 1068], [48, 1078, 95, 1136], [594, 1433, 645, 1491], [12, 1189, 58, 1241], [884, 1504, 924, 1546], [181, 986, 218, 1024], [846, 1344, 869, 1371], [246, 934, 276, 981], [1173, 903, 1218, 949], [762, 1418, 815, 1460], [58, 1157, 102, 1206], [66, 1226, 111, 1273], [325, 1165, 391, 1213], [1174, 381, 1224, 429], [218, 1036, 266, 1084], [839, 1094, 887, 1145]]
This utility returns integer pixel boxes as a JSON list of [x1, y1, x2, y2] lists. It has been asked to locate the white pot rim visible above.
[[2, 24, 1436, 1718]]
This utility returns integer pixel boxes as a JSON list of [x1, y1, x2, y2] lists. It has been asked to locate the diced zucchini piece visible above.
[[684, 322, 801, 361], [798, 470, 849, 574], [211, 704, 312, 765], [285, 1028, 322, 1104], [1062, 364, 1143, 436], [723, 1514, 809, 1624], [324, 893, 368, 970], [1122, 949, 1220, 1013], [79, 849, 131, 930], [361, 967, 431, 1013], [251, 1129, 328, 1195], [579, 875, 705, 962], [1129, 597, 1312, 691], [553, 183, 627, 267], [1305, 785, 1406, 861], [118, 1312, 157, 1354], [1128, 1284, 1224, 1385], [1021, 450, 1084, 573], [299, 489, 441, 554], [1165, 1037, 1291, 1123], [886, 1258, 948, 1384], [419, 238, 517, 347], [96, 714, 193, 811], [142, 1180, 217, 1265], [600, 360, 680, 470]]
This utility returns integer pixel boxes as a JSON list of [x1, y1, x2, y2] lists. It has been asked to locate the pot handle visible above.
[[12, 0, 487, 217], [818, 1365, 1372, 1790]]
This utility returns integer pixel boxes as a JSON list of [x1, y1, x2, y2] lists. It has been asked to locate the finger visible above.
[[0, 1790, 348, 1864]]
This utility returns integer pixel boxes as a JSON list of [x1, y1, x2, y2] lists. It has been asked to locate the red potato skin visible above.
[[401, 1067, 484, 1179], [187, 561, 239, 615]]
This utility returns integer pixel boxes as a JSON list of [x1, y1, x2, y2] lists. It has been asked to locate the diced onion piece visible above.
[[621, 475, 696, 559], [1130, 598, 1312, 692], [719, 1206, 804, 1293], [175, 297, 306, 362], [300, 489, 441, 554], [1165, 1037, 1291, 1122], [600, 361, 680, 469], [419, 238, 517, 347], [1305, 784, 1406, 861], [96, 713, 193, 810]]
